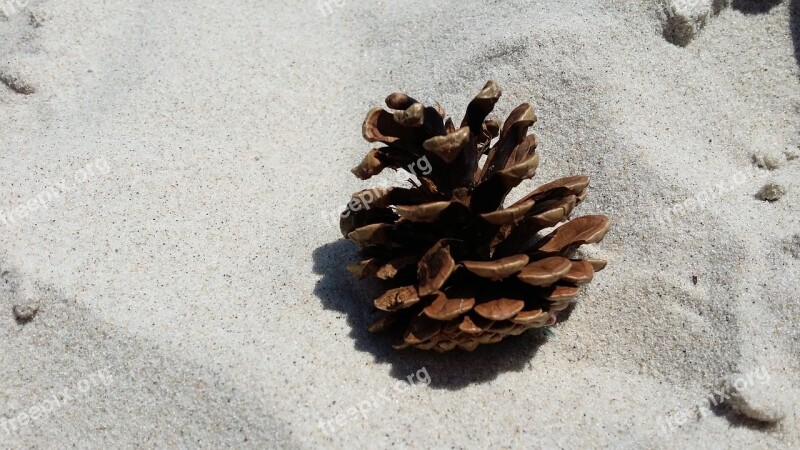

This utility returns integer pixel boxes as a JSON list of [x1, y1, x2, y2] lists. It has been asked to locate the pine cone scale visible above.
[[462, 254, 530, 281], [422, 293, 476, 321], [461, 80, 502, 133], [417, 241, 457, 296]]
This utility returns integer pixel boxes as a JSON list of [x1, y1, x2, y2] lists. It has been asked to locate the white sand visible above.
[[1, 0, 799, 447]]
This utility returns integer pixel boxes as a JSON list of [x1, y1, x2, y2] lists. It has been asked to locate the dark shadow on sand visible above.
[[313, 239, 556, 390], [732, 0, 800, 73], [792, 0, 800, 70], [731, 0, 783, 14], [709, 397, 780, 431]]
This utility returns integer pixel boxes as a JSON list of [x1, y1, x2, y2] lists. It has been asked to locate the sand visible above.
[[1, 0, 799, 448]]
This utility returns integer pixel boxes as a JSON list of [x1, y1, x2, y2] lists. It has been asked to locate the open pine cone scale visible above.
[[341, 81, 610, 352]]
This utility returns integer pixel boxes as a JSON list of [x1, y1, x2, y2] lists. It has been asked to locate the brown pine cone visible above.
[[340, 81, 610, 352]]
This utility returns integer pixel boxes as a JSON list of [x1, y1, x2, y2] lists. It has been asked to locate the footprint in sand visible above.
[[0, 68, 36, 94], [0, 5, 49, 95], [660, 0, 785, 46]]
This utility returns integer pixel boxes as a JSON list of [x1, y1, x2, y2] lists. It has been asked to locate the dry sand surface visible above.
[[1, 0, 799, 448]]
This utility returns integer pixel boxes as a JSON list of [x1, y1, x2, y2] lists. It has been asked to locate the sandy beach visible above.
[[1, 0, 799, 448]]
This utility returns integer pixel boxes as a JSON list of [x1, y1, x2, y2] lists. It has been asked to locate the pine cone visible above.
[[340, 81, 611, 352]]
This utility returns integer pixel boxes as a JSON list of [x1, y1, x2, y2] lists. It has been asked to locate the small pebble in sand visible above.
[[723, 373, 787, 423], [785, 149, 799, 161], [756, 183, 786, 202], [12, 304, 38, 323], [660, 0, 733, 46], [751, 151, 784, 170]]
